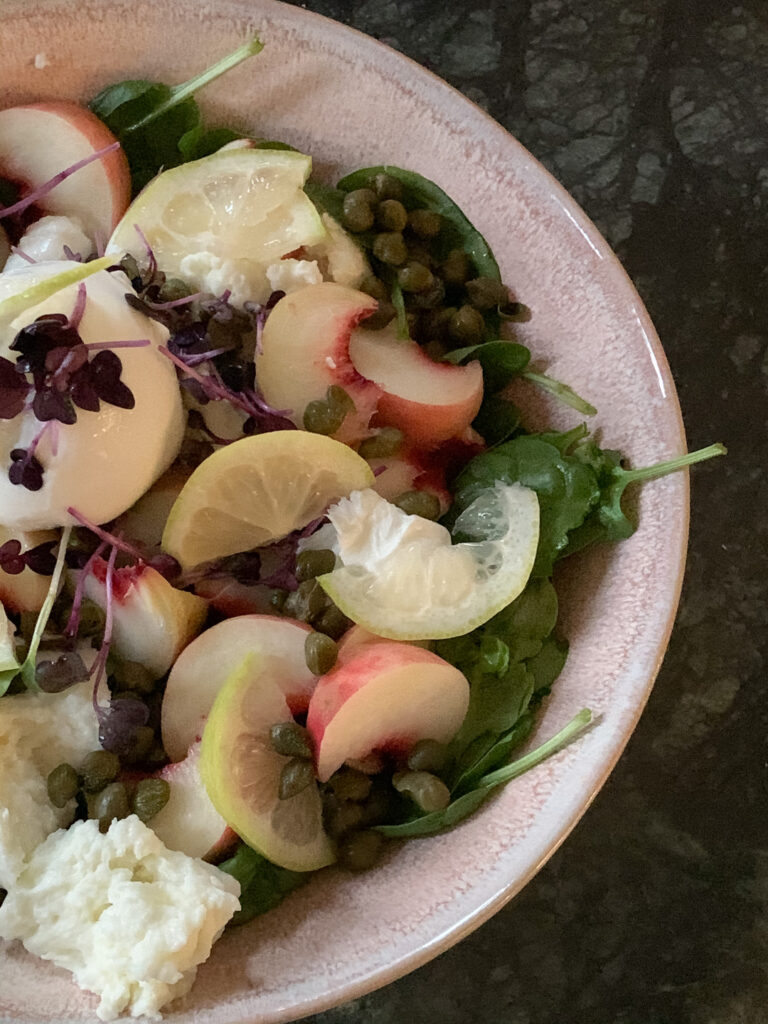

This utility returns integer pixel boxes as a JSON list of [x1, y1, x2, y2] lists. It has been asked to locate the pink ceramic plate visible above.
[[0, 1, 688, 1021]]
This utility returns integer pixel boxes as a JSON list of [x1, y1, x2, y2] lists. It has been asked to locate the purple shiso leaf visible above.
[[0, 142, 121, 220]]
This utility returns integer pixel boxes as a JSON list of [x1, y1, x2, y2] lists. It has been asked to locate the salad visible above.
[[0, 37, 724, 1021]]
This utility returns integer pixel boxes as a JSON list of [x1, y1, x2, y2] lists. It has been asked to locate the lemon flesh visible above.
[[162, 431, 375, 570], [318, 484, 540, 640], [200, 654, 335, 872], [106, 149, 326, 305]]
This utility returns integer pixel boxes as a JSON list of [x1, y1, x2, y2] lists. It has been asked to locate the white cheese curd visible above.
[[0, 263, 185, 530], [3, 215, 92, 272], [0, 679, 98, 888], [265, 257, 322, 294], [0, 816, 241, 1021]]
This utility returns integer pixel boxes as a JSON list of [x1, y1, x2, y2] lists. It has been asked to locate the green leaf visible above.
[[472, 395, 520, 447], [17, 528, 71, 693], [337, 165, 501, 280], [218, 843, 308, 927], [304, 182, 346, 223], [0, 606, 20, 697], [452, 436, 601, 577], [523, 371, 597, 416], [443, 340, 531, 393], [178, 126, 242, 162], [391, 279, 410, 339], [451, 712, 535, 795], [452, 662, 533, 753], [490, 578, 560, 663], [376, 709, 592, 838], [526, 634, 569, 693]]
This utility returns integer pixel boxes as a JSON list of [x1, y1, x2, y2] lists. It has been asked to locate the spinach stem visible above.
[[620, 442, 727, 484], [480, 707, 593, 788], [523, 371, 597, 416]]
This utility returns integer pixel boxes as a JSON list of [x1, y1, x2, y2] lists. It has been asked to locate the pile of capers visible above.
[[340, 171, 511, 353], [46, 749, 170, 833], [272, 548, 351, 643]]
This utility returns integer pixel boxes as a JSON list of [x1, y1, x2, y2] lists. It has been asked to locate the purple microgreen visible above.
[[23, 540, 58, 576], [0, 142, 121, 221], [62, 245, 84, 262], [66, 507, 147, 564], [148, 553, 181, 581], [0, 357, 31, 420], [186, 408, 234, 446], [182, 346, 235, 367], [133, 224, 157, 278], [84, 338, 151, 352], [89, 350, 135, 409], [0, 540, 25, 576], [9, 446, 45, 491], [69, 282, 87, 331], [19, 527, 72, 692], [92, 230, 106, 259], [9, 246, 36, 264], [66, 539, 109, 637], [142, 291, 204, 311], [36, 650, 88, 693]]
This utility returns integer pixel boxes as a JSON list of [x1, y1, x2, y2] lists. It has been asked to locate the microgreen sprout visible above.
[[16, 527, 73, 693]]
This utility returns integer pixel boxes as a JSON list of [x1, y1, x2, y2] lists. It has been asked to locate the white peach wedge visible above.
[[83, 560, 208, 678], [349, 326, 483, 447], [0, 102, 131, 240], [256, 282, 381, 444], [161, 615, 317, 763], [148, 742, 237, 861], [306, 641, 469, 782], [0, 526, 59, 613]]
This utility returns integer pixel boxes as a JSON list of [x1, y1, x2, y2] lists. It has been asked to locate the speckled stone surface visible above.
[[291, 2, 765, 1023]]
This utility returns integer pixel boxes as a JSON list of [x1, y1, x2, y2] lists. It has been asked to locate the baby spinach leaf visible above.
[[451, 712, 535, 795], [444, 339, 531, 393], [522, 371, 597, 416], [218, 843, 307, 926], [337, 165, 501, 280], [304, 182, 346, 223], [376, 709, 592, 838], [472, 395, 520, 447], [452, 436, 601, 577], [89, 36, 264, 193], [453, 662, 533, 754], [526, 634, 569, 693], [489, 578, 560, 663], [178, 126, 242, 162]]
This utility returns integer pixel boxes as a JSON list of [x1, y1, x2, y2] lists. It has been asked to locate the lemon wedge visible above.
[[317, 484, 540, 640], [162, 431, 374, 570], [106, 149, 326, 305]]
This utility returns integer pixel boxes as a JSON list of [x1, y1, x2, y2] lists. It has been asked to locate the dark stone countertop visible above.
[[288, 2, 766, 1022]]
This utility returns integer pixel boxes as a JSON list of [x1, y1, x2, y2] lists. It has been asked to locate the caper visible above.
[[406, 277, 445, 310], [359, 274, 389, 301], [91, 782, 130, 832], [407, 208, 442, 238], [360, 300, 396, 330], [47, 763, 79, 808], [420, 306, 457, 341], [466, 276, 510, 310], [342, 188, 377, 233], [359, 777, 396, 826], [370, 172, 403, 201], [397, 261, 434, 293], [407, 738, 449, 773], [393, 770, 451, 813], [270, 589, 288, 612], [77, 599, 106, 639], [80, 749, 121, 793], [327, 385, 355, 418], [295, 548, 336, 582], [448, 304, 486, 345], [376, 199, 408, 232], [132, 778, 171, 823], [270, 721, 314, 760], [305, 631, 338, 675], [158, 277, 193, 302], [372, 231, 408, 266], [110, 659, 157, 695], [441, 248, 471, 285], [328, 767, 373, 803], [303, 398, 345, 436], [120, 725, 155, 767], [393, 490, 442, 520], [284, 579, 329, 623], [278, 758, 316, 800], [323, 796, 366, 838], [358, 427, 404, 459], [337, 829, 385, 871], [313, 604, 350, 641]]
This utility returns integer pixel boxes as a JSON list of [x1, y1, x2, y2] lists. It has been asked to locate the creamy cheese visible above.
[[0, 816, 240, 1020], [265, 257, 322, 294], [0, 264, 185, 530], [0, 679, 99, 888], [3, 215, 92, 271]]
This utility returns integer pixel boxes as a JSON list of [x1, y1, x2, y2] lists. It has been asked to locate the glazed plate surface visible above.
[[0, 2, 688, 1021]]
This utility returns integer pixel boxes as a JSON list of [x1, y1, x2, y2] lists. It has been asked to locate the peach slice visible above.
[[0, 526, 59, 613], [256, 282, 381, 444], [83, 560, 208, 678], [0, 102, 131, 240], [148, 741, 237, 861], [162, 615, 317, 763], [349, 326, 484, 447], [306, 641, 469, 782]]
